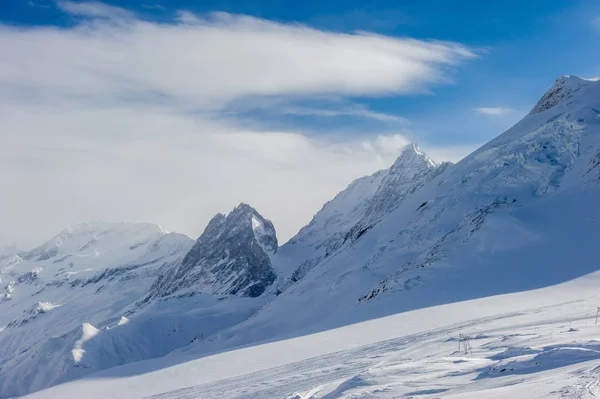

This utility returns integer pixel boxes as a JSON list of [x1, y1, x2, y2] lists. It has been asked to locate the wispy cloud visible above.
[[474, 107, 515, 116], [0, 2, 476, 247], [425, 143, 481, 163], [56, 1, 134, 19], [142, 4, 166, 11], [276, 104, 409, 123], [28, 1, 52, 9], [311, 8, 411, 32]]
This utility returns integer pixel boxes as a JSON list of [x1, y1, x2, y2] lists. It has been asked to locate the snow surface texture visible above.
[[21, 272, 600, 399], [2, 75, 600, 398]]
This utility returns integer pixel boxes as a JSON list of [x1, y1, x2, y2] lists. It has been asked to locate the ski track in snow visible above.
[[143, 299, 596, 399]]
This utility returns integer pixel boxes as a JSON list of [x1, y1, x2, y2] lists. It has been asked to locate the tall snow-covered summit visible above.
[[272, 142, 448, 285], [150, 203, 278, 298]]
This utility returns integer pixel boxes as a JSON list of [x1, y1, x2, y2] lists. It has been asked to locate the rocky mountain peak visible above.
[[390, 143, 437, 171], [530, 75, 597, 115], [149, 204, 277, 298]]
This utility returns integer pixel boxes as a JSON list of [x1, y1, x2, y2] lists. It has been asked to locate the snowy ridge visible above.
[[272, 142, 446, 286], [530, 75, 597, 115]]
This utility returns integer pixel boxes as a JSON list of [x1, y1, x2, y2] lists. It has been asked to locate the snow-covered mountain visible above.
[[149, 203, 278, 299], [273, 143, 448, 287], [0, 222, 194, 397], [193, 75, 599, 350], [2, 75, 600, 399]]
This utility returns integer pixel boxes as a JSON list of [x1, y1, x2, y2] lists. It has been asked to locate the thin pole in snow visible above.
[[458, 333, 473, 355]]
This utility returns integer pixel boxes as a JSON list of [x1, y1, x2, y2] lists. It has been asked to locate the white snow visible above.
[[33, 302, 63, 313], [251, 215, 262, 231], [21, 273, 600, 399], [72, 323, 100, 363]]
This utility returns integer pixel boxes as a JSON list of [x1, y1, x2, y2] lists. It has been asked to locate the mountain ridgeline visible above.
[[1, 75, 599, 398]]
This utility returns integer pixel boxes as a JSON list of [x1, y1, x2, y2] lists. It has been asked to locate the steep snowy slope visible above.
[[273, 143, 448, 287]]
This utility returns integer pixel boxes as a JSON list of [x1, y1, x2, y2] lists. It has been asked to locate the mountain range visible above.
[[1, 75, 600, 398]]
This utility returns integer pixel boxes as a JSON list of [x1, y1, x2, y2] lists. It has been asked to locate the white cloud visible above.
[[56, 1, 133, 19], [28, 1, 52, 9], [276, 104, 409, 123], [0, 104, 416, 247], [474, 107, 515, 116], [0, 9, 475, 109], [0, 3, 476, 247], [425, 143, 481, 163]]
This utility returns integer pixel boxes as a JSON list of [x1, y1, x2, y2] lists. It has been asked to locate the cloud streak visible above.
[[275, 104, 409, 123], [474, 106, 515, 116], [1, 8, 476, 109], [0, 3, 477, 247], [56, 1, 134, 19]]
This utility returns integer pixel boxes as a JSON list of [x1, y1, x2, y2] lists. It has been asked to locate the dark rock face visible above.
[[529, 75, 589, 115], [151, 204, 278, 298]]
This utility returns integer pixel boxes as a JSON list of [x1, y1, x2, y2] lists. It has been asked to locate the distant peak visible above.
[[232, 202, 256, 214], [391, 143, 437, 170], [204, 203, 271, 230], [400, 142, 420, 155], [64, 221, 166, 233]]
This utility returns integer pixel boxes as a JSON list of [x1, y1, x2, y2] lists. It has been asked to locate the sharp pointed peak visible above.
[[391, 143, 437, 169], [230, 203, 272, 221], [233, 202, 255, 212]]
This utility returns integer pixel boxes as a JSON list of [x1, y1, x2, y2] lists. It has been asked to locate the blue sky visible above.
[[1, 0, 600, 246], [5, 0, 600, 146]]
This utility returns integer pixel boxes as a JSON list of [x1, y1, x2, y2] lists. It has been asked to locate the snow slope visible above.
[[22, 269, 600, 399]]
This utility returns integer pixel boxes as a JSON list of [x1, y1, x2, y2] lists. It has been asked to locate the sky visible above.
[[1, 0, 599, 248]]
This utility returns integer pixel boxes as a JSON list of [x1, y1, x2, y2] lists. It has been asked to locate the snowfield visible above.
[[23, 271, 600, 399]]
